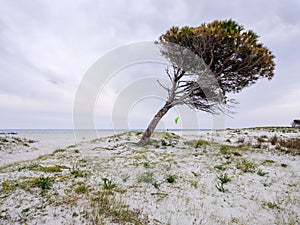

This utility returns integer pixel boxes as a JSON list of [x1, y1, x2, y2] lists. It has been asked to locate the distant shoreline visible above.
[[0, 126, 296, 134]]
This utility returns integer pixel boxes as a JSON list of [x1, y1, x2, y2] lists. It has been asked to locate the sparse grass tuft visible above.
[[263, 159, 275, 164], [53, 148, 66, 154], [257, 169, 268, 176], [90, 191, 148, 224], [215, 182, 228, 193], [70, 166, 87, 178], [217, 173, 231, 184], [236, 159, 257, 173], [32, 175, 54, 190], [263, 201, 279, 209], [102, 178, 117, 190], [214, 165, 227, 171], [75, 185, 88, 194]]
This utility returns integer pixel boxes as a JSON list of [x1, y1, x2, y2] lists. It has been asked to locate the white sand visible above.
[[0, 129, 299, 224]]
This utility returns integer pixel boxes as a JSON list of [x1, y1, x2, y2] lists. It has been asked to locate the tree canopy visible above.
[[159, 19, 275, 95]]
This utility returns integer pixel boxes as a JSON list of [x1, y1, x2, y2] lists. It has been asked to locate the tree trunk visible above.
[[137, 102, 172, 146]]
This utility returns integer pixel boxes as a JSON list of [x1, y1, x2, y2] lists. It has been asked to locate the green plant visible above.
[[102, 178, 117, 190], [281, 163, 288, 168], [89, 191, 148, 224], [165, 174, 176, 183], [257, 169, 268, 176], [217, 173, 231, 184], [33, 175, 53, 190], [214, 165, 227, 171], [237, 159, 257, 173], [263, 159, 275, 164], [75, 185, 88, 194], [143, 162, 150, 168], [264, 201, 279, 209], [53, 148, 66, 154], [191, 171, 200, 177], [215, 182, 228, 193], [70, 166, 87, 178], [233, 152, 242, 156]]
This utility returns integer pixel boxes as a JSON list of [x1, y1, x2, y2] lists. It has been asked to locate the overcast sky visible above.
[[0, 0, 299, 129]]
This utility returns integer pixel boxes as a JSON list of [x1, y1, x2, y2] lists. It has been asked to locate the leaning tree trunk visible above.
[[137, 102, 172, 146]]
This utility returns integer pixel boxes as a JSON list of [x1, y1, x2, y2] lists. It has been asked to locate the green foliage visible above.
[[217, 173, 231, 184], [165, 174, 177, 183], [160, 19, 275, 95], [90, 191, 148, 224], [236, 160, 257, 173], [214, 165, 227, 171], [257, 169, 268, 176], [215, 182, 228, 193], [53, 148, 66, 154], [102, 178, 117, 190], [75, 185, 88, 194], [264, 201, 279, 209], [26, 164, 68, 173], [70, 166, 87, 178], [263, 159, 275, 164], [33, 175, 53, 190]]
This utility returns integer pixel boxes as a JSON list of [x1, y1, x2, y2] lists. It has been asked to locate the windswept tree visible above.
[[137, 19, 275, 146]]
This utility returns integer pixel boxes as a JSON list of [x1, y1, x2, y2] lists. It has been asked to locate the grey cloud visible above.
[[0, 0, 299, 128]]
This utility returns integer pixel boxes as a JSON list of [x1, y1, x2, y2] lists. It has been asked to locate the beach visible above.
[[0, 128, 299, 224]]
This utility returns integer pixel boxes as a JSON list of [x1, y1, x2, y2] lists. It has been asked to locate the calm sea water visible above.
[[0, 129, 212, 133]]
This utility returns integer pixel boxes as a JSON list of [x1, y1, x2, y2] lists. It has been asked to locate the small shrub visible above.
[[217, 173, 231, 184], [264, 201, 279, 209], [281, 163, 288, 168], [34, 175, 53, 190], [237, 160, 256, 173], [165, 174, 176, 183], [257, 169, 268, 176], [102, 178, 117, 190], [75, 185, 88, 194], [70, 167, 87, 178]]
